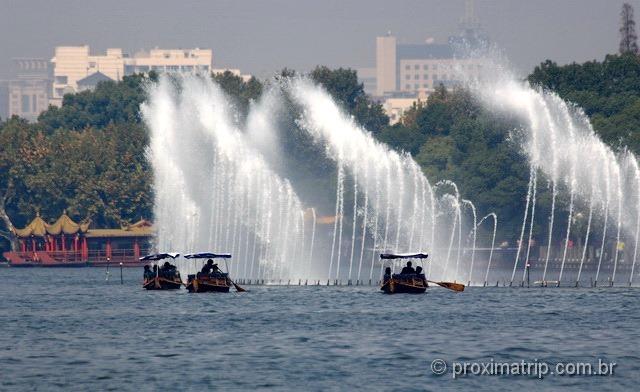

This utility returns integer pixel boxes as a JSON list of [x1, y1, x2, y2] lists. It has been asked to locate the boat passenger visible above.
[[160, 261, 176, 277], [201, 259, 214, 274], [384, 267, 392, 277], [415, 266, 427, 285], [152, 265, 158, 276], [400, 261, 416, 275], [143, 265, 153, 279]]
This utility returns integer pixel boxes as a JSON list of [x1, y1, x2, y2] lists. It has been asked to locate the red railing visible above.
[[8, 248, 151, 266]]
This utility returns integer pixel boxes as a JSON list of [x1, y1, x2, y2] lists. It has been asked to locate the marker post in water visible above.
[[105, 257, 111, 281]]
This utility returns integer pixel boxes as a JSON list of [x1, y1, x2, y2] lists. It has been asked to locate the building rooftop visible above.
[[77, 71, 114, 87]]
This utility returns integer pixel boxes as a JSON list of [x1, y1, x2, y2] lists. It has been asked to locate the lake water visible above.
[[0, 267, 638, 391]]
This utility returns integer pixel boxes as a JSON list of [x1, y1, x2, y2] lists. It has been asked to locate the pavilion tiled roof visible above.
[[12, 213, 152, 238]]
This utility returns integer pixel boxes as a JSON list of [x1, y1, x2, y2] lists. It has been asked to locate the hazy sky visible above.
[[1, 0, 638, 79]]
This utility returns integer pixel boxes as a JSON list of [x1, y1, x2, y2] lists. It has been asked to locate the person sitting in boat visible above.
[[384, 267, 392, 277], [143, 265, 153, 280], [152, 265, 158, 276], [200, 259, 221, 275], [415, 266, 423, 276], [400, 261, 416, 275], [415, 266, 427, 285], [160, 261, 177, 278]]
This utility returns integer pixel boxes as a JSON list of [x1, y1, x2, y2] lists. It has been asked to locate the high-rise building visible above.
[[371, 0, 487, 97], [50, 46, 214, 106], [375, 34, 397, 96]]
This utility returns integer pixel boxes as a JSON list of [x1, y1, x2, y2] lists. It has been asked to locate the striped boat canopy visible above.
[[184, 252, 232, 259], [139, 252, 180, 261], [380, 253, 429, 260]]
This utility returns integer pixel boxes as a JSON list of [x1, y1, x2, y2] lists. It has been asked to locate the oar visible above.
[[427, 280, 465, 292], [229, 277, 246, 292], [222, 259, 246, 292]]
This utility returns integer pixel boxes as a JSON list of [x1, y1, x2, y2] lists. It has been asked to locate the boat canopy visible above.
[[380, 253, 429, 260], [184, 252, 232, 259], [139, 252, 180, 261]]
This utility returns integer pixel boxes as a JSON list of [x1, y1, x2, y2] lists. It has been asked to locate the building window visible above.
[[89, 62, 96, 68], [414, 74, 419, 80], [55, 88, 64, 97], [32, 95, 37, 112], [414, 84, 420, 89], [405, 74, 410, 80], [424, 74, 429, 79], [423, 64, 429, 70], [21, 95, 30, 113], [55, 76, 68, 84], [414, 64, 419, 70], [405, 65, 410, 70]]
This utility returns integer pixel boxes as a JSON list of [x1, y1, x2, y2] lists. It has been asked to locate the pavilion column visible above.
[[106, 240, 112, 260], [134, 240, 140, 260], [31, 238, 36, 252], [61, 234, 66, 252], [20, 239, 26, 252], [82, 237, 88, 260]]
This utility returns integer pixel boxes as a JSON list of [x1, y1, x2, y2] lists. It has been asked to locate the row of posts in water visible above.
[[230, 277, 633, 287]]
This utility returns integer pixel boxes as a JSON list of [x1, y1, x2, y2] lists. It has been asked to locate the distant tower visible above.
[[376, 34, 397, 96], [460, 0, 481, 32], [619, 3, 639, 54], [454, 0, 487, 50]]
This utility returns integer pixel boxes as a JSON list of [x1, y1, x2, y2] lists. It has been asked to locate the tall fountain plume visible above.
[[464, 57, 639, 285], [142, 75, 307, 281], [290, 79, 474, 282]]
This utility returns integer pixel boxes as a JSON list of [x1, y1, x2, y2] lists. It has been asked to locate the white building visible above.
[[383, 91, 429, 125], [50, 46, 214, 106]]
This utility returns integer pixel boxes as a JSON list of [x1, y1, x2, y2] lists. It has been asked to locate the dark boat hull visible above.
[[186, 275, 231, 293], [143, 277, 183, 290], [381, 275, 428, 294]]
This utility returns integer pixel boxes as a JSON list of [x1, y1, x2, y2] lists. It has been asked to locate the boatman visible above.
[[201, 259, 220, 275], [201, 259, 215, 274]]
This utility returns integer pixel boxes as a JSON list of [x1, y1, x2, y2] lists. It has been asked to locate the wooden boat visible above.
[[186, 272, 232, 293], [184, 252, 235, 293], [140, 253, 183, 290], [379, 253, 429, 294], [381, 273, 428, 294]]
